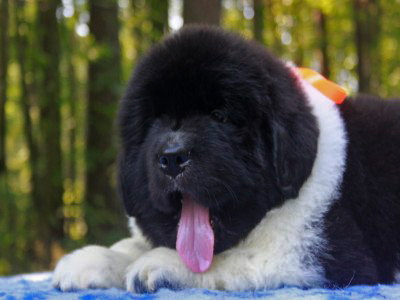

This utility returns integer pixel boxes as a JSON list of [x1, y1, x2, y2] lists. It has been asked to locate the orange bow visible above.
[[296, 68, 347, 104]]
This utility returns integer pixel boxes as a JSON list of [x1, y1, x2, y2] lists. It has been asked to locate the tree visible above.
[[14, 0, 40, 227], [130, 0, 146, 59], [264, 0, 282, 54], [59, 2, 79, 187], [253, 0, 264, 43], [353, 0, 381, 93], [86, 0, 127, 243], [316, 10, 330, 78], [130, 0, 169, 60], [147, 0, 169, 43], [183, 0, 222, 26], [36, 0, 64, 266], [0, 0, 9, 174]]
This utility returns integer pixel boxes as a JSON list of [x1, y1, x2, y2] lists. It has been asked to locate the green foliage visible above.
[[1, 0, 400, 275]]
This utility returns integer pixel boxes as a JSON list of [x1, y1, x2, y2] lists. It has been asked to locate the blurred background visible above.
[[0, 0, 399, 276]]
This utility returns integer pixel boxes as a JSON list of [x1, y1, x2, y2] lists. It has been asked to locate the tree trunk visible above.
[[291, 0, 304, 67], [183, 0, 222, 26], [36, 0, 64, 266], [0, 0, 9, 174], [0, 0, 11, 265], [253, 0, 264, 43], [265, 0, 282, 54], [354, 0, 381, 93], [14, 0, 41, 213], [147, 0, 169, 43], [131, 0, 146, 58], [60, 6, 78, 185], [67, 48, 78, 184], [12, 0, 44, 272], [87, 0, 127, 244], [316, 10, 330, 78]]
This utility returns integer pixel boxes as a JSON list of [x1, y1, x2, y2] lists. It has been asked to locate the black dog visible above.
[[53, 26, 400, 292]]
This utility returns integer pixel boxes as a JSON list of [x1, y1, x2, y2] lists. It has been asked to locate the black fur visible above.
[[321, 96, 400, 286], [118, 26, 400, 287]]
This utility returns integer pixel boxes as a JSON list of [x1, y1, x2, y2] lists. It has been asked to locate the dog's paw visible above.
[[52, 245, 131, 291], [126, 247, 191, 293]]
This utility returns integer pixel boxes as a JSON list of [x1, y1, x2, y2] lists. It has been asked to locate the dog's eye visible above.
[[211, 110, 228, 123]]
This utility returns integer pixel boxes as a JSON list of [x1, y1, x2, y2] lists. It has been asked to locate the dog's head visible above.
[[118, 26, 318, 270]]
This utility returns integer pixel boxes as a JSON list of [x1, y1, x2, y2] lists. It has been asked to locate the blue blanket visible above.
[[1, 273, 400, 299]]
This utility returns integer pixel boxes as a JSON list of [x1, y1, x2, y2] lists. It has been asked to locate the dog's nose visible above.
[[159, 144, 190, 178]]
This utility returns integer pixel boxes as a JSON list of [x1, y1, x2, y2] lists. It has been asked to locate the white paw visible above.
[[126, 247, 192, 293], [52, 245, 131, 291]]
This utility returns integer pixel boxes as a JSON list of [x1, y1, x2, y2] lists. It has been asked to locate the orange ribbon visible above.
[[296, 68, 347, 104]]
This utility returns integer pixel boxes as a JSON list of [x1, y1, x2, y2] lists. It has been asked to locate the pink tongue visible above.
[[176, 194, 214, 273]]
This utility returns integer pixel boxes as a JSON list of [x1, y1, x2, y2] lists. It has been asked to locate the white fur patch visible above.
[[223, 72, 348, 287], [200, 73, 348, 289], [52, 245, 131, 290], [125, 73, 348, 292], [53, 235, 151, 291], [127, 217, 152, 249]]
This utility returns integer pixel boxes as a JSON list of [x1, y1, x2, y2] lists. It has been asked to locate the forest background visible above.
[[0, 0, 399, 275]]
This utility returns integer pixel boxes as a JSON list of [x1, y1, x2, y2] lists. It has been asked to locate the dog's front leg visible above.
[[52, 235, 151, 291], [126, 246, 272, 293]]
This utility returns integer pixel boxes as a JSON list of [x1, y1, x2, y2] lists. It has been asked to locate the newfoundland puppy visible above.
[[53, 26, 400, 292]]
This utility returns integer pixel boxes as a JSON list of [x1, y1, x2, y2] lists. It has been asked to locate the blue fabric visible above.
[[1, 273, 400, 299]]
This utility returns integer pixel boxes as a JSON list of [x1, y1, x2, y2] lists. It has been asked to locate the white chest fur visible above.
[[220, 75, 348, 288]]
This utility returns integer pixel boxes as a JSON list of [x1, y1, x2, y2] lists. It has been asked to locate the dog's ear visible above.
[[117, 152, 135, 216], [272, 115, 318, 199], [117, 150, 149, 217]]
